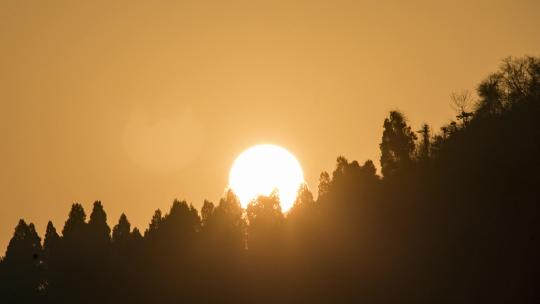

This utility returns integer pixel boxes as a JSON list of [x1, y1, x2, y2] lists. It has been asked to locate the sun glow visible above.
[[228, 144, 304, 212]]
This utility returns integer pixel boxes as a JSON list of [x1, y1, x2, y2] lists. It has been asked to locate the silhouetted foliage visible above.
[[317, 171, 331, 199], [0, 220, 43, 302], [417, 123, 431, 160], [200, 199, 215, 227], [144, 209, 162, 239], [43, 221, 59, 259], [246, 191, 284, 252], [112, 213, 131, 245], [380, 110, 417, 177], [88, 201, 111, 245], [61, 203, 86, 242], [1, 56, 539, 303]]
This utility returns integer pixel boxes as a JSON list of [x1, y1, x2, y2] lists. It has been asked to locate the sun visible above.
[[228, 144, 304, 212]]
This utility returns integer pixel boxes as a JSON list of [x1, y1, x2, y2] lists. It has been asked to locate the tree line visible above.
[[1, 56, 539, 303]]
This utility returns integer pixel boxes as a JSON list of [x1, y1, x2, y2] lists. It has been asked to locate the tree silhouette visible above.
[[205, 190, 245, 252], [4, 220, 42, 263], [62, 203, 87, 241], [197, 190, 245, 302], [380, 111, 417, 177], [43, 221, 59, 263], [0, 220, 43, 302], [112, 213, 131, 245], [317, 171, 331, 199], [144, 209, 162, 240], [87, 201, 111, 245], [160, 199, 199, 245], [416, 123, 431, 160], [288, 183, 315, 219], [246, 191, 284, 252], [200, 199, 215, 227]]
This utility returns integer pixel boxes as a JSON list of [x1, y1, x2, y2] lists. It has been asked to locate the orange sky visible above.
[[1, 0, 539, 252]]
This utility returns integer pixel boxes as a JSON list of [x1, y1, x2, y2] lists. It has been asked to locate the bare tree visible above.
[[450, 90, 474, 126]]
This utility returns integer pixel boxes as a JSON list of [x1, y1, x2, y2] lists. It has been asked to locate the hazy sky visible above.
[[1, 0, 539, 252]]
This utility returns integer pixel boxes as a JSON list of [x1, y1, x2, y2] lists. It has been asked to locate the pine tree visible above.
[[62, 203, 87, 241], [43, 221, 60, 258], [112, 213, 131, 244], [380, 111, 417, 177], [145, 209, 162, 238], [88, 201, 111, 244], [417, 123, 431, 160]]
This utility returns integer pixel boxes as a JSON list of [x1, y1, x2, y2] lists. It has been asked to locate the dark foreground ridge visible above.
[[1, 57, 539, 303]]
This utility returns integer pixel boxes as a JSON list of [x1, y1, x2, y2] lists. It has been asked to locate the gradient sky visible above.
[[1, 0, 539, 252]]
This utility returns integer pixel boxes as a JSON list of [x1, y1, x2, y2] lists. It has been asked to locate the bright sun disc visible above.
[[229, 144, 304, 212]]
